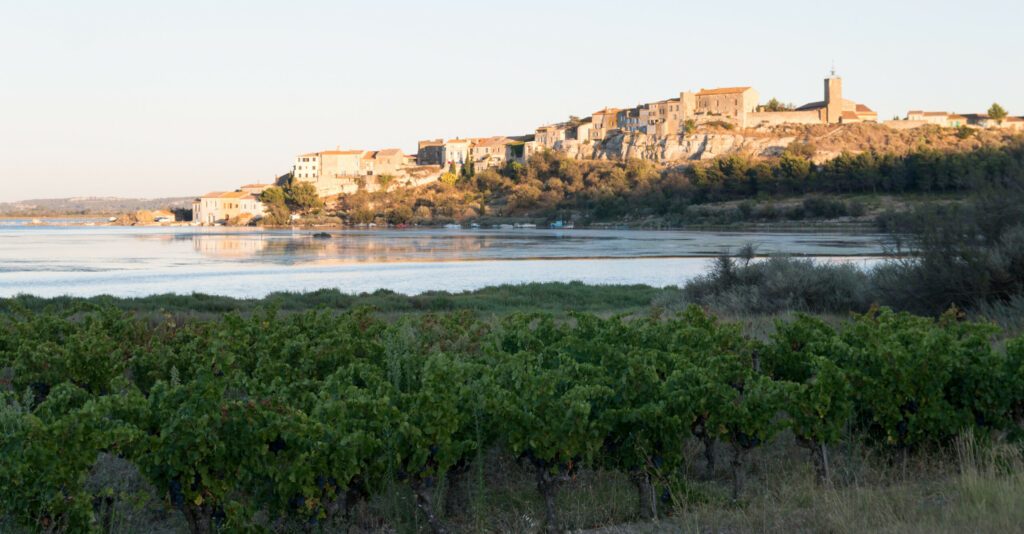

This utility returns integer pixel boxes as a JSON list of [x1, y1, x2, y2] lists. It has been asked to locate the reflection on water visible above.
[[193, 233, 269, 257], [0, 225, 895, 297]]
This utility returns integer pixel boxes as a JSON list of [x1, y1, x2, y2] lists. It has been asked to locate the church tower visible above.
[[824, 72, 843, 124]]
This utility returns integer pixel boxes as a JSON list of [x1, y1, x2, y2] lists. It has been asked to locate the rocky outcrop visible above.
[[554, 132, 797, 163]]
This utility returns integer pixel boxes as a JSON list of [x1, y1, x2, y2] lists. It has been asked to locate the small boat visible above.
[[444, 223, 462, 229], [515, 223, 537, 229], [470, 223, 481, 229]]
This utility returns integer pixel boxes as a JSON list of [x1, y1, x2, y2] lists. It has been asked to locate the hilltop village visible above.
[[190, 74, 1023, 225]]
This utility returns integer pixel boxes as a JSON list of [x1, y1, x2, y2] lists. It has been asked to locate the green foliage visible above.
[[988, 103, 1008, 123], [286, 181, 323, 212], [763, 98, 794, 112], [259, 186, 292, 225], [2, 303, 1024, 531]]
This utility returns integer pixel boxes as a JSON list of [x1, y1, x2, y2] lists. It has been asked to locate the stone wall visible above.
[[747, 109, 824, 127]]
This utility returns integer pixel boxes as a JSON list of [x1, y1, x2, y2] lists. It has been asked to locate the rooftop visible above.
[[697, 86, 752, 96]]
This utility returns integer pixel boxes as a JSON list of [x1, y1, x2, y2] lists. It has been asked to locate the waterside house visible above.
[[192, 191, 266, 225]]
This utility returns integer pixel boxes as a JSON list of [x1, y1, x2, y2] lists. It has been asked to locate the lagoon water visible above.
[[0, 224, 893, 298]]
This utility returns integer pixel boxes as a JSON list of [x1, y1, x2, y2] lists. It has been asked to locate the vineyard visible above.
[[2, 303, 1024, 533]]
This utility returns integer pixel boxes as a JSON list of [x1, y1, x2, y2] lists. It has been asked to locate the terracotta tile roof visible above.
[[298, 152, 321, 158], [446, 138, 470, 145], [321, 150, 364, 155], [475, 136, 511, 147], [239, 183, 271, 189], [362, 151, 378, 159], [856, 104, 876, 113], [842, 111, 860, 119], [376, 148, 403, 156], [697, 87, 752, 96], [200, 191, 258, 200]]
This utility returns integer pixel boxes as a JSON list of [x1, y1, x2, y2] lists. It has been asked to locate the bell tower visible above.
[[824, 65, 843, 124]]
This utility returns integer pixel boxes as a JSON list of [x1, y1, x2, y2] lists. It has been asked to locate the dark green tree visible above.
[[988, 103, 1008, 124]]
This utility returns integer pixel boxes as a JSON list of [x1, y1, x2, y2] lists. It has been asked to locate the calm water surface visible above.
[[0, 225, 893, 298]]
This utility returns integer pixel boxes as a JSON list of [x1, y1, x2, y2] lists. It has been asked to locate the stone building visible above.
[[443, 139, 470, 166], [570, 118, 593, 141], [790, 76, 876, 124], [681, 87, 760, 127], [373, 148, 406, 176], [470, 137, 511, 169], [964, 114, 1024, 131], [417, 139, 445, 165], [907, 111, 969, 127], [745, 76, 877, 127], [192, 191, 266, 225], [644, 98, 683, 136], [590, 108, 620, 140], [535, 124, 567, 148]]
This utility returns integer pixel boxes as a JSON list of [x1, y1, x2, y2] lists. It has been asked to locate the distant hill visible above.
[[0, 196, 194, 216]]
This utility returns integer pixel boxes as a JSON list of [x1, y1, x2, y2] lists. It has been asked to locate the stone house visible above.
[[417, 139, 445, 165], [373, 148, 406, 176], [443, 139, 470, 166], [292, 150, 366, 195], [470, 137, 511, 169], [644, 98, 683, 136], [192, 191, 266, 225], [907, 111, 969, 128], [618, 107, 645, 134], [570, 118, 593, 141], [359, 151, 377, 176], [966, 114, 1024, 131], [535, 125, 567, 148], [505, 140, 545, 163], [683, 87, 760, 127], [590, 108, 620, 141]]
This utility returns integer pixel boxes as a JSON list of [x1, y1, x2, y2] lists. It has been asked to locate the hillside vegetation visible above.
[[317, 130, 1024, 228]]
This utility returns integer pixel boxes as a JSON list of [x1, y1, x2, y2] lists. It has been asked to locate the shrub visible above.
[[683, 256, 874, 315]]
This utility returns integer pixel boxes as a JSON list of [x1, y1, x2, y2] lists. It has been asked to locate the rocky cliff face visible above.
[[555, 132, 797, 163]]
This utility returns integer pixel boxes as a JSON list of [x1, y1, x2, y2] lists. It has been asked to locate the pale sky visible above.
[[1, 0, 1021, 202]]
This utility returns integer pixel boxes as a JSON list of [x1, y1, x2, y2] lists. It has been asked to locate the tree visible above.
[[763, 98, 794, 112], [377, 174, 396, 192], [286, 182, 323, 212], [988, 103, 1008, 124], [258, 187, 291, 225]]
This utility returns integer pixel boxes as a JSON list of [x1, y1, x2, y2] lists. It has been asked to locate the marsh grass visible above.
[[0, 283, 680, 320]]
